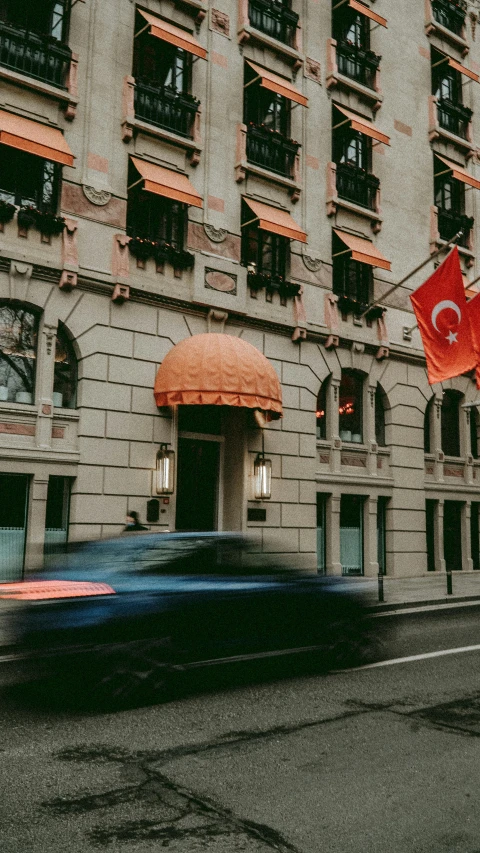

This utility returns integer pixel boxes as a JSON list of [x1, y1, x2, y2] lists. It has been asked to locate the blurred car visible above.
[[5, 532, 379, 708]]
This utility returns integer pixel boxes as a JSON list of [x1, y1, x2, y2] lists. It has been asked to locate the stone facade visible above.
[[0, 0, 479, 577]]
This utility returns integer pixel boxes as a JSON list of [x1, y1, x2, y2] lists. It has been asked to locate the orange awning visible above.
[[130, 157, 203, 207], [0, 110, 74, 167], [448, 57, 479, 83], [334, 229, 391, 270], [347, 0, 387, 27], [154, 333, 283, 417], [246, 61, 308, 107], [435, 154, 480, 190], [243, 198, 307, 243], [334, 105, 390, 145], [0, 581, 115, 600], [137, 9, 207, 59]]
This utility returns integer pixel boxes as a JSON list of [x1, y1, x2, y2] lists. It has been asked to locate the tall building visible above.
[[0, 0, 479, 579]]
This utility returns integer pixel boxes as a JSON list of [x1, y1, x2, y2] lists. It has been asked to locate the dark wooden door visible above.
[[176, 438, 220, 531]]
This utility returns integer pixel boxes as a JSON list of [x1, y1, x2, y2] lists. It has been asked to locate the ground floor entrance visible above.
[[0, 474, 29, 581], [176, 437, 221, 532]]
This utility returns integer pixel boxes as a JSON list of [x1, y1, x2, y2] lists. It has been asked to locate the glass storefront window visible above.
[[0, 303, 38, 404], [339, 371, 363, 443]]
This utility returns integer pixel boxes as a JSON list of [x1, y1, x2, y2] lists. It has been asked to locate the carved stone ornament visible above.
[[302, 254, 322, 272], [210, 8, 230, 37], [305, 58, 321, 84], [204, 223, 228, 243], [83, 185, 112, 206], [205, 269, 237, 294]]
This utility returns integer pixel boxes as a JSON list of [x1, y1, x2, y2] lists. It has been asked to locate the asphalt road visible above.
[[2, 604, 480, 853]]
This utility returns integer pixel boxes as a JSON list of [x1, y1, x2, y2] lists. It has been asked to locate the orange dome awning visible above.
[[154, 334, 283, 418]]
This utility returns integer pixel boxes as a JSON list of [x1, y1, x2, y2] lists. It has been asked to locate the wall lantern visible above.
[[156, 443, 175, 494], [254, 452, 272, 500]]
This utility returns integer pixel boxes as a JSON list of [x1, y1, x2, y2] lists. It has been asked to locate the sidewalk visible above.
[[360, 571, 480, 612]]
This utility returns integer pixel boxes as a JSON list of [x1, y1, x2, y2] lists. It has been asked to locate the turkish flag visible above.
[[410, 246, 476, 384], [466, 292, 480, 389]]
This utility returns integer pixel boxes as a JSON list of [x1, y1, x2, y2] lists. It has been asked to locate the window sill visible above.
[[429, 124, 475, 155], [326, 195, 382, 231], [0, 62, 78, 119], [326, 71, 382, 111], [237, 24, 303, 68], [425, 19, 469, 56], [434, 236, 474, 264], [0, 401, 37, 413], [53, 408, 79, 420], [236, 159, 300, 201], [122, 115, 202, 166]]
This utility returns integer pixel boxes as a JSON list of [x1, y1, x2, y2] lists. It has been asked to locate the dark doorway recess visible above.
[[176, 438, 220, 531], [444, 500, 462, 571]]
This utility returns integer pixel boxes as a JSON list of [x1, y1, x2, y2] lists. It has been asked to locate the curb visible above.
[[367, 594, 480, 614]]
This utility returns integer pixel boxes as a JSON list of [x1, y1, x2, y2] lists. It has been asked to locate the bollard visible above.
[[446, 571, 453, 595], [378, 572, 384, 603]]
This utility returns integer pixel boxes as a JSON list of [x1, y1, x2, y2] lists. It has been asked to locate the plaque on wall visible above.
[[205, 268, 237, 294], [247, 507, 267, 522]]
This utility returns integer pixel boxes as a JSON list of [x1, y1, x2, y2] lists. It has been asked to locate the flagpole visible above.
[[359, 230, 464, 319], [403, 268, 480, 338]]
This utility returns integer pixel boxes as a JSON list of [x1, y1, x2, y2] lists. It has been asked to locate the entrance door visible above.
[[0, 474, 29, 581], [340, 494, 364, 576], [176, 437, 221, 531], [444, 500, 462, 571], [44, 476, 71, 560]]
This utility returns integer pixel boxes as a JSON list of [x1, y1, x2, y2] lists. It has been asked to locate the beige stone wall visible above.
[[0, 1, 480, 575]]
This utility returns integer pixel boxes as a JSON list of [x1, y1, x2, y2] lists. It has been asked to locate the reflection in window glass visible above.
[[339, 372, 363, 443], [0, 304, 38, 404], [54, 326, 77, 409], [316, 380, 328, 440]]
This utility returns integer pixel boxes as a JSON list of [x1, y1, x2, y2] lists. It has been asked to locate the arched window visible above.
[[316, 378, 329, 440], [424, 397, 434, 453], [375, 384, 386, 447], [339, 370, 363, 443], [54, 325, 77, 409], [470, 407, 479, 460], [441, 390, 462, 457], [0, 302, 39, 404]]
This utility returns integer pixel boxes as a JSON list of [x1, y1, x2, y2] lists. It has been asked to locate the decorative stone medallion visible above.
[[204, 223, 228, 242], [305, 58, 321, 84], [210, 9, 230, 37], [205, 268, 237, 294], [302, 254, 322, 272], [83, 185, 112, 206]]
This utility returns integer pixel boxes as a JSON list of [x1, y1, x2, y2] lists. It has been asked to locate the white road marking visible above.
[[343, 643, 480, 672]]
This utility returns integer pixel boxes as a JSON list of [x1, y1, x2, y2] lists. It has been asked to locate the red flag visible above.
[[466, 291, 480, 389], [410, 247, 476, 384]]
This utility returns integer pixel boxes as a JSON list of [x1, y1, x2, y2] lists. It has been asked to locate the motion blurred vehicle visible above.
[[6, 532, 378, 708]]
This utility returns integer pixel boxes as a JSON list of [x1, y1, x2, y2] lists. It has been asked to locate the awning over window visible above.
[[334, 229, 391, 270], [435, 154, 480, 190], [447, 56, 479, 83], [137, 9, 207, 59], [334, 105, 390, 145], [345, 0, 387, 27], [154, 333, 283, 417], [246, 61, 308, 107], [0, 110, 74, 167], [130, 157, 203, 208], [243, 198, 307, 243]]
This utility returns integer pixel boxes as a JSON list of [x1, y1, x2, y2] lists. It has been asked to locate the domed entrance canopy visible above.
[[154, 334, 282, 418]]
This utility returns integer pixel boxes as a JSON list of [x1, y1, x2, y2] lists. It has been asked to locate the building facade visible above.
[[0, 0, 480, 579]]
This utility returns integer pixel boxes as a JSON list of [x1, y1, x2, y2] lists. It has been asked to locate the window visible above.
[[0, 0, 70, 41], [132, 15, 199, 138], [0, 303, 39, 404], [424, 397, 434, 453], [377, 497, 387, 575], [333, 234, 372, 310], [444, 500, 463, 570], [375, 385, 386, 447], [127, 174, 185, 249], [44, 476, 71, 557], [426, 500, 436, 571], [241, 202, 288, 280], [316, 379, 328, 440], [0, 1, 71, 88], [0, 148, 58, 212], [333, 7, 369, 50], [54, 325, 77, 409], [244, 72, 290, 136], [339, 371, 363, 443], [243, 67, 299, 178], [431, 48, 472, 140], [247, 0, 299, 47], [441, 390, 462, 457], [470, 407, 479, 459], [434, 169, 472, 247], [332, 5, 380, 89], [317, 494, 327, 574], [431, 0, 467, 37], [471, 502, 480, 570], [333, 123, 379, 211], [340, 494, 364, 576]]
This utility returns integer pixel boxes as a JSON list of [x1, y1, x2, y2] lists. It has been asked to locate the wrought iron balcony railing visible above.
[[336, 163, 380, 211], [246, 123, 300, 178], [437, 98, 472, 139], [437, 208, 473, 247], [336, 41, 381, 90], [431, 0, 467, 35], [248, 0, 299, 47], [134, 80, 200, 138], [0, 20, 71, 88]]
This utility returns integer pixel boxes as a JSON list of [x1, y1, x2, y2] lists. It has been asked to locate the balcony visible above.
[[437, 98, 472, 140], [246, 124, 300, 178], [0, 20, 71, 89], [247, 0, 299, 47], [336, 163, 380, 211], [437, 208, 473, 247], [336, 41, 381, 91], [431, 0, 466, 36], [134, 80, 200, 139]]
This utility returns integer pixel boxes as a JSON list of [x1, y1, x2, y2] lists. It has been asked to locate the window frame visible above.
[[0, 148, 60, 213], [127, 182, 187, 249], [241, 202, 289, 280], [0, 301, 40, 405], [338, 370, 364, 444]]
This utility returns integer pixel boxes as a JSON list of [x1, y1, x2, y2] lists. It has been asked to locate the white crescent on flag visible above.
[[431, 300, 462, 333]]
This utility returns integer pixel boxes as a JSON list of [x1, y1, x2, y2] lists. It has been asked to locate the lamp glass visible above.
[[254, 454, 272, 500], [156, 445, 175, 494]]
